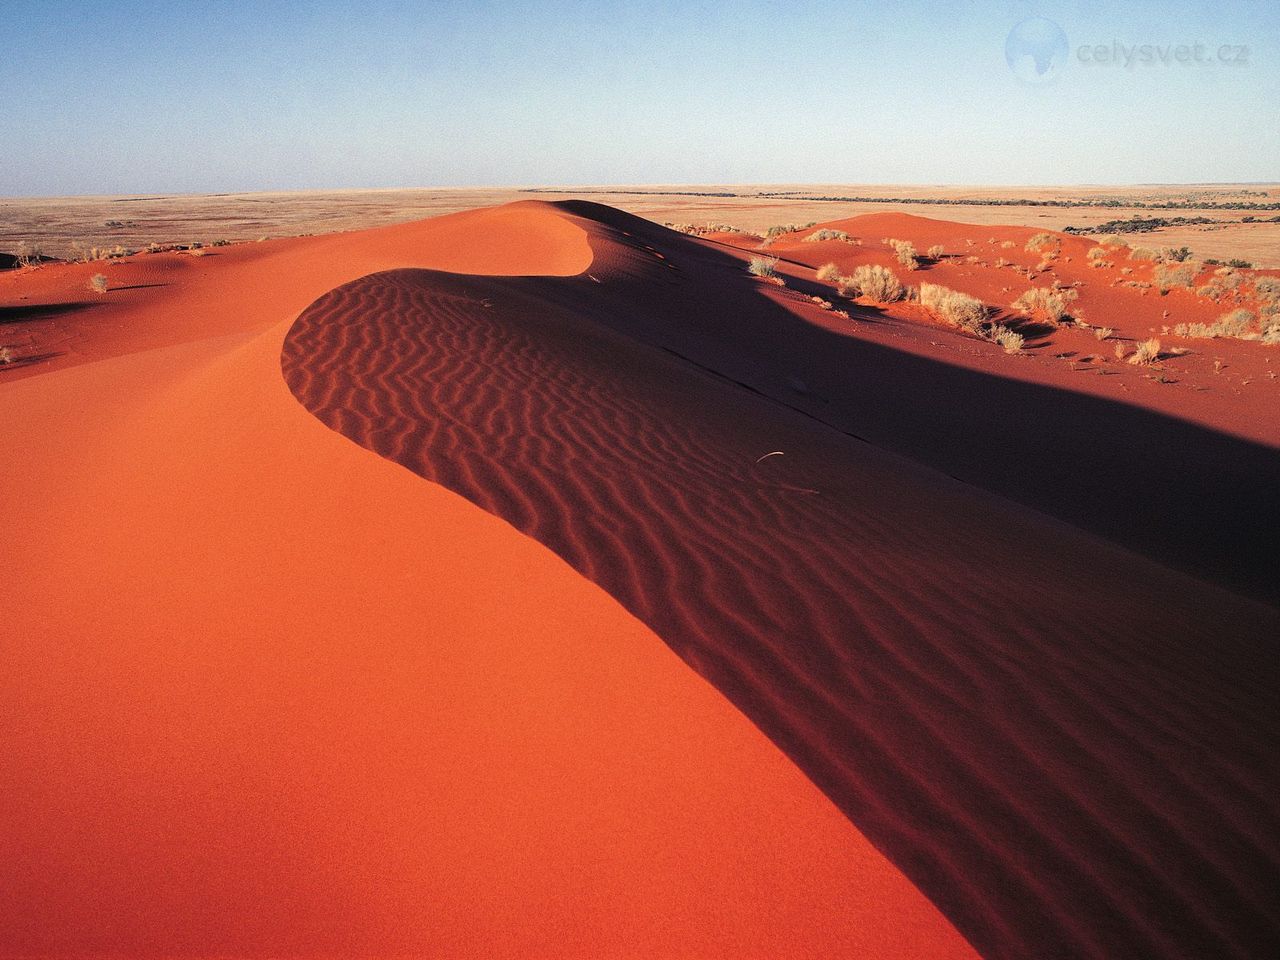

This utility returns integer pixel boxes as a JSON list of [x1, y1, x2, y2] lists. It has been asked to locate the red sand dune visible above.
[[282, 203, 1280, 960], [3, 200, 1279, 959], [1, 204, 978, 959]]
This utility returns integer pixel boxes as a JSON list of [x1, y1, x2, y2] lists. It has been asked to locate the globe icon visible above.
[[1005, 18, 1069, 84]]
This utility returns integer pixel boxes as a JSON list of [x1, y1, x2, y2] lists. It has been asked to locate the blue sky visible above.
[[1, 0, 1276, 195]]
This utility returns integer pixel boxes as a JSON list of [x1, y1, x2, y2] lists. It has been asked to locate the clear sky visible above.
[[2, 0, 1276, 196]]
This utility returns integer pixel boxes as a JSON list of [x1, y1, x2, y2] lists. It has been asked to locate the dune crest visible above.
[[283, 202, 1280, 960], [0, 201, 978, 958]]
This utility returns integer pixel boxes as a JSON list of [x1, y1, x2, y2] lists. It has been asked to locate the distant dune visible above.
[[2, 199, 1278, 959]]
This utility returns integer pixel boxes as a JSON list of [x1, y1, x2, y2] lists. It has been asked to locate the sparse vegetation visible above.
[[1196, 267, 1245, 301], [15, 241, 44, 268], [841, 264, 903, 303], [1174, 309, 1257, 340], [0, 346, 14, 364], [815, 262, 842, 282], [1129, 338, 1161, 364], [88, 273, 109, 294], [805, 229, 852, 243], [926, 244, 945, 259], [1024, 232, 1057, 253], [761, 222, 817, 244], [666, 222, 751, 236], [920, 283, 987, 332], [1153, 261, 1198, 293], [748, 256, 778, 278], [1011, 286, 1076, 324], [70, 242, 131, 262], [886, 238, 919, 270], [1086, 247, 1114, 268], [1095, 326, 1114, 341], [990, 325, 1025, 353], [1254, 276, 1280, 301]]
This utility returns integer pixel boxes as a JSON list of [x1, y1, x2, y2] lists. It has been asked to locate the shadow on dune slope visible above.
[[283, 202, 1280, 960]]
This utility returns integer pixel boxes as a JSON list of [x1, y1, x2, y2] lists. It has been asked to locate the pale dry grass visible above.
[[920, 282, 987, 332], [841, 264, 903, 303], [1128, 338, 1161, 364], [1011, 286, 1076, 324]]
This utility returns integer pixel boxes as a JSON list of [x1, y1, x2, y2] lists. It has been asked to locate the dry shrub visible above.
[[1254, 276, 1280, 302], [88, 273, 108, 294], [1128, 338, 1161, 364], [816, 262, 842, 282], [843, 264, 903, 303], [920, 282, 987, 332], [805, 229, 851, 243], [1174, 309, 1257, 339], [1011, 287, 1073, 324], [15, 241, 44, 268], [990, 324, 1025, 353], [1153, 261, 1199, 293], [886, 238, 919, 270], [748, 256, 778, 278], [1025, 232, 1057, 253]]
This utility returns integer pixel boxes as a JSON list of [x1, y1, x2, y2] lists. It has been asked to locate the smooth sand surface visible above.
[[0, 204, 977, 958]]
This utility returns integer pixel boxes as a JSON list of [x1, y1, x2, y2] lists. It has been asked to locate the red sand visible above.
[[281, 203, 1280, 960], [3, 201, 1279, 959], [0, 204, 978, 958]]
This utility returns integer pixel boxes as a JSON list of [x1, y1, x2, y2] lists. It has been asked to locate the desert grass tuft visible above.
[[920, 282, 987, 332], [841, 264, 903, 303], [805, 229, 851, 243], [1153, 261, 1199, 293], [1128, 338, 1161, 364], [15, 241, 44, 268], [1173, 309, 1257, 340], [989, 324, 1025, 353], [1011, 286, 1075, 324], [885, 238, 919, 270], [748, 256, 779, 278]]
